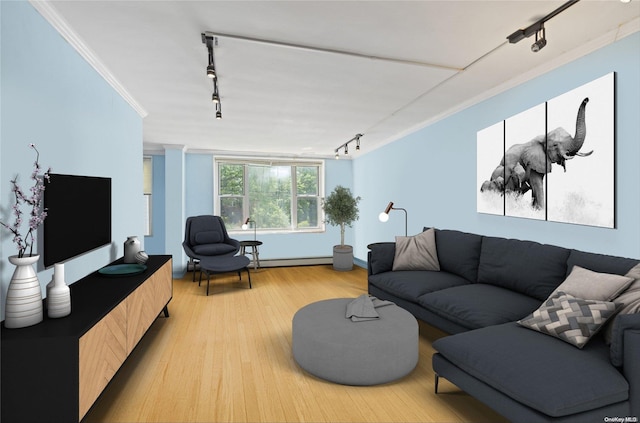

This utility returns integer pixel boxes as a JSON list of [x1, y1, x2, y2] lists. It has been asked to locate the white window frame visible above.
[[214, 157, 325, 234], [143, 156, 153, 236]]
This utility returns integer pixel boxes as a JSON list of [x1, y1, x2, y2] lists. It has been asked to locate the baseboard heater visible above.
[[187, 256, 332, 271]]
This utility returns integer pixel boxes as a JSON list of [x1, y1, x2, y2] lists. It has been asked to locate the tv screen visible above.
[[43, 174, 112, 268]]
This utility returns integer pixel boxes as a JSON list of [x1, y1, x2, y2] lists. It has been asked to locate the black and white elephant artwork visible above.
[[477, 72, 615, 228]]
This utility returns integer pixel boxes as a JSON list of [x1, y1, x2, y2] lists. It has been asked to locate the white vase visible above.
[[4, 254, 43, 329], [124, 236, 141, 263], [46, 263, 71, 318]]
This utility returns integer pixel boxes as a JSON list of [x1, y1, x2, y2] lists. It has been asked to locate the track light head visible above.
[[531, 27, 547, 52], [531, 38, 547, 52], [212, 92, 220, 103], [207, 65, 216, 78], [216, 110, 222, 120]]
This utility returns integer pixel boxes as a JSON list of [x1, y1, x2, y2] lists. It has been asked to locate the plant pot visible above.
[[4, 254, 43, 329], [333, 245, 354, 271]]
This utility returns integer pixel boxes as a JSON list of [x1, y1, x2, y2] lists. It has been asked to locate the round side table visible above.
[[240, 240, 263, 270]]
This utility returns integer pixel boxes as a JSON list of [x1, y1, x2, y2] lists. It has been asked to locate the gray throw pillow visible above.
[[392, 228, 440, 271], [549, 265, 633, 301], [518, 291, 620, 349], [604, 263, 640, 344]]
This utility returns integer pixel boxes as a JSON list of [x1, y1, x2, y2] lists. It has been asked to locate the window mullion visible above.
[[243, 164, 249, 220]]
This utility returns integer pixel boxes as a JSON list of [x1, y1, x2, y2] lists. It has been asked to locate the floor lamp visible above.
[[378, 201, 408, 236]]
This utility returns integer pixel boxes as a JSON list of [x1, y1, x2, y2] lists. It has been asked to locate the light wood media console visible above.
[[1, 255, 172, 423]]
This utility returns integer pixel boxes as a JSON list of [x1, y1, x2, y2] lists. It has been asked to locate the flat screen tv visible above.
[[43, 174, 112, 268]]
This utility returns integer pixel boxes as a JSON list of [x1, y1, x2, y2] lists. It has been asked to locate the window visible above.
[[143, 156, 152, 236], [215, 158, 323, 232]]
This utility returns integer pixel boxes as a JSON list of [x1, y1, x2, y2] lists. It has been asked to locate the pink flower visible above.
[[0, 143, 51, 257]]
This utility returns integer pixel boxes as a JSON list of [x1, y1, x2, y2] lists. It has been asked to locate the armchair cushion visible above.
[[193, 243, 238, 256], [195, 231, 223, 245]]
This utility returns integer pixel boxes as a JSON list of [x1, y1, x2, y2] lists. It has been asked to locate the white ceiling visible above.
[[36, 0, 639, 158]]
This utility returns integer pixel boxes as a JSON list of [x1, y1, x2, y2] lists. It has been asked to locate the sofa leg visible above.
[[435, 374, 440, 394]]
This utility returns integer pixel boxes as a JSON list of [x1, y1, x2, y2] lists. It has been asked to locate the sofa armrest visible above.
[[625, 323, 640, 417], [367, 242, 395, 275], [610, 313, 640, 367], [610, 313, 640, 417]]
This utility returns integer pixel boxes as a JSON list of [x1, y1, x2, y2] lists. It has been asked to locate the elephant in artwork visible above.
[[480, 97, 593, 209]]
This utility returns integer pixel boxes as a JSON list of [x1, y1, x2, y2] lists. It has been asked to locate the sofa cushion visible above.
[[368, 271, 468, 303], [434, 229, 482, 283], [518, 291, 620, 349], [550, 265, 633, 302], [477, 236, 570, 300], [417, 284, 541, 330], [566, 250, 638, 277], [393, 229, 440, 271], [367, 242, 396, 275], [432, 322, 629, 417]]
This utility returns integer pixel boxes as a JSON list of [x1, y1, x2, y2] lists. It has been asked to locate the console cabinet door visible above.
[[78, 300, 127, 420], [126, 260, 172, 354]]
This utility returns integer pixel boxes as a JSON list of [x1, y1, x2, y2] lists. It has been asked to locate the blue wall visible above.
[[1, 2, 144, 319], [146, 150, 355, 274], [354, 33, 640, 262], [144, 154, 166, 254]]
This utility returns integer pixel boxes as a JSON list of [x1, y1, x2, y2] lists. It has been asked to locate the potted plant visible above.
[[322, 185, 361, 271], [1, 144, 52, 328]]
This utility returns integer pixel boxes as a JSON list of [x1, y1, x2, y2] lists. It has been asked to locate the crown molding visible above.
[[29, 0, 148, 118]]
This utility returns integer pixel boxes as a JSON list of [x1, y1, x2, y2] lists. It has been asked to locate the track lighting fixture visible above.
[[334, 133, 363, 159], [202, 32, 222, 120], [507, 0, 578, 52], [531, 26, 547, 52], [211, 84, 220, 103]]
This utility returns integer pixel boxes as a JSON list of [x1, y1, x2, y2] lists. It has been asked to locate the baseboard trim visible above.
[[260, 257, 333, 267], [186, 256, 367, 271]]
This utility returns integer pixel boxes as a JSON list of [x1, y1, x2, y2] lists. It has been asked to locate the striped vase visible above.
[[4, 254, 43, 329]]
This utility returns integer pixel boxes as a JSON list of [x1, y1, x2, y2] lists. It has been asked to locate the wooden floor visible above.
[[84, 265, 508, 423]]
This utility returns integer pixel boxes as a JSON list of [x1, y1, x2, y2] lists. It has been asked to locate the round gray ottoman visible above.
[[292, 298, 418, 385]]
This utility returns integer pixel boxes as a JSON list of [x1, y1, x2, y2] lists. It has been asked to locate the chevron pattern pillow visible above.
[[518, 291, 620, 349]]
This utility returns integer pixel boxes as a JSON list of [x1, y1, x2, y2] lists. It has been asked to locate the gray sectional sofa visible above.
[[367, 228, 640, 423]]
